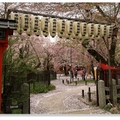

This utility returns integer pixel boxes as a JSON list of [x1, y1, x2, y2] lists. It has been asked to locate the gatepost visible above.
[[21, 83, 30, 114], [112, 79, 117, 105], [98, 80, 106, 108], [0, 19, 16, 112]]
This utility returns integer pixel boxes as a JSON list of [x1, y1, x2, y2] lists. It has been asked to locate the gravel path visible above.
[[30, 76, 111, 114]]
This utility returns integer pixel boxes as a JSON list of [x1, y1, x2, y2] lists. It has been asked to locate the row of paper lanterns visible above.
[[10, 12, 113, 40]]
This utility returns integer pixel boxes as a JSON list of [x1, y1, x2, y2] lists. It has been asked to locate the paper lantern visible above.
[[106, 25, 113, 37], [49, 18, 57, 37], [94, 24, 101, 37], [21, 14, 30, 31], [100, 25, 107, 37]]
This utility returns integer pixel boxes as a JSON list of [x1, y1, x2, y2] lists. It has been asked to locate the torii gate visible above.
[[0, 9, 114, 113], [0, 9, 97, 113]]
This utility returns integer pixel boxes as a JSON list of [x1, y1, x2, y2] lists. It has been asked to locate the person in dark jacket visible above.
[[82, 67, 86, 81], [70, 69, 74, 79], [74, 69, 78, 78]]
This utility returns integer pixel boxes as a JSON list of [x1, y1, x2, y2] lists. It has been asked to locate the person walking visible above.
[[74, 69, 78, 79], [82, 67, 86, 81], [70, 67, 74, 82]]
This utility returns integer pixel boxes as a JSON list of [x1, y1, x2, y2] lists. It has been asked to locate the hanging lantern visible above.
[[41, 17, 49, 37], [80, 22, 87, 36], [57, 19, 65, 32], [49, 18, 57, 37], [21, 14, 30, 31], [106, 25, 113, 38], [87, 23, 94, 39], [65, 21, 73, 35], [10, 12, 21, 29], [94, 24, 100, 36], [100, 24, 107, 37], [57, 19, 65, 38], [73, 22, 80, 35], [31, 15, 40, 32]]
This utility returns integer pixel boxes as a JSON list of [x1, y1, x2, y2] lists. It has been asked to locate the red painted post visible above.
[[0, 29, 13, 113], [0, 45, 6, 113]]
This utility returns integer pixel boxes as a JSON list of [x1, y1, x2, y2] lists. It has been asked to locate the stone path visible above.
[[30, 76, 111, 114]]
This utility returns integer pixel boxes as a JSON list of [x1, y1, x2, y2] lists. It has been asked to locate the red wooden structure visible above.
[[99, 63, 120, 86], [0, 19, 16, 113]]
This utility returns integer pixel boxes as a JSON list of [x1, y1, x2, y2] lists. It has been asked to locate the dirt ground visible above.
[[30, 75, 111, 114]]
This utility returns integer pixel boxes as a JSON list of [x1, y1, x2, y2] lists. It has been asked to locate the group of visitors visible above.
[[69, 68, 77, 79], [69, 65, 86, 81]]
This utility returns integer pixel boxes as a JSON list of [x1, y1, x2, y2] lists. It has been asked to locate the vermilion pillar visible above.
[[0, 29, 13, 113]]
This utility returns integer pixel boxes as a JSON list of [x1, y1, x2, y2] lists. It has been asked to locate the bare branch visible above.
[[28, 36, 41, 65], [114, 3, 120, 21], [95, 5, 112, 23]]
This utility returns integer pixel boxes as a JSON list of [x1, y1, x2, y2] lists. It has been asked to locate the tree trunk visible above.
[[82, 40, 108, 64], [82, 27, 119, 67], [109, 27, 118, 66]]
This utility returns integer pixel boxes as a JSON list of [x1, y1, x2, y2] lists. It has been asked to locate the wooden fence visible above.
[[98, 79, 120, 108]]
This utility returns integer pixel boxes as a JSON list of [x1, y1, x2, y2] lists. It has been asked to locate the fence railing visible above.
[[27, 70, 57, 85], [2, 70, 56, 113], [98, 79, 120, 108]]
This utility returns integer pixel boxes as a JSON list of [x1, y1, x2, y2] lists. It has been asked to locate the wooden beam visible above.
[[7, 9, 111, 25]]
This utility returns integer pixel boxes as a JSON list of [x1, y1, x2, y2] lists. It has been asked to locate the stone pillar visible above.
[[21, 83, 30, 114], [112, 79, 117, 105], [118, 79, 120, 85], [98, 80, 106, 108]]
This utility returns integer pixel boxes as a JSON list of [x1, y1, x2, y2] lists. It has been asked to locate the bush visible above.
[[30, 82, 56, 93], [73, 78, 95, 84], [47, 84, 56, 91], [12, 109, 22, 114]]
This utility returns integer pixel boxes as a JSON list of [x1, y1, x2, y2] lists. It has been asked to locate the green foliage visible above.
[[76, 78, 95, 84], [30, 82, 56, 94], [104, 105, 111, 112], [64, 3, 68, 7], [47, 84, 56, 91], [3, 37, 38, 85], [86, 78, 95, 83], [116, 103, 120, 111], [50, 76, 56, 80], [12, 109, 22, 114], [117, 97, 120, 103], [2, 36, 39, 110]]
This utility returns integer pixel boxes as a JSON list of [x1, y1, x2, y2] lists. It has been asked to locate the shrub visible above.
[[30, 82, 56, 93], [47, 84, 56, 91], [72, 78, 95, 84], [12, 109, 22, 114]]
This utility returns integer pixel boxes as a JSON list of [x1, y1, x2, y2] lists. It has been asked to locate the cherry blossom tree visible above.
[[1, 2, 120, 69]]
